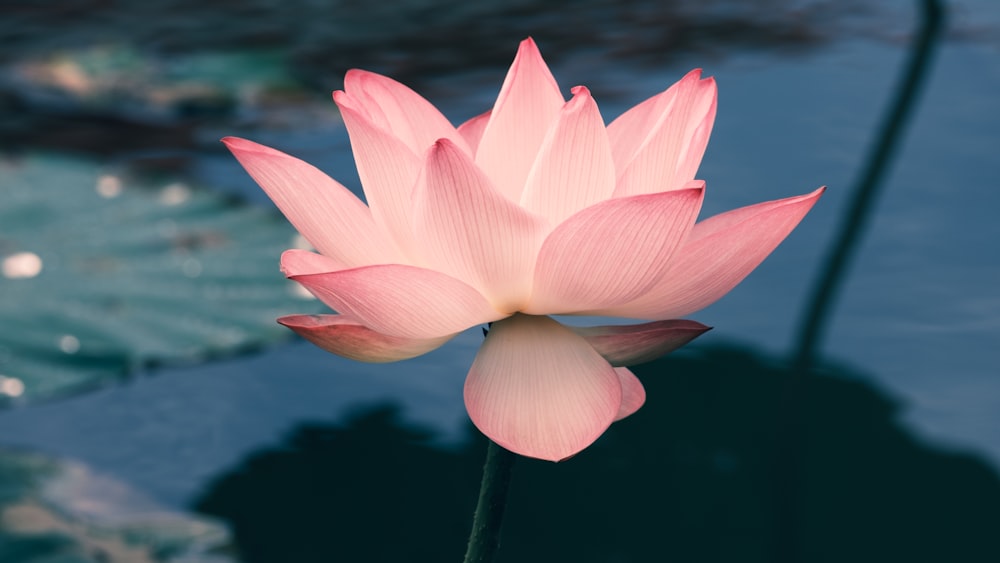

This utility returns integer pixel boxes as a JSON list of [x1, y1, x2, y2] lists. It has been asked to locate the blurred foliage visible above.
[[0, 153, 318, 407], [0, 0, 880, 90], [0, 448, 235, 563], [195, 345, 1000, 562]]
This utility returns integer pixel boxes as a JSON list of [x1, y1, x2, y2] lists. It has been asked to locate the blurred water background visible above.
[[1, 0, 998, 561]]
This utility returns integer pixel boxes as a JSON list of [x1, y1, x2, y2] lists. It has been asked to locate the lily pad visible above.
[[0, 447, 236, 563], [0, 152, 317, 406]]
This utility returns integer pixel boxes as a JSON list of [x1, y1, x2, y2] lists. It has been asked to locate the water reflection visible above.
[[195, 345, 1000, 562]]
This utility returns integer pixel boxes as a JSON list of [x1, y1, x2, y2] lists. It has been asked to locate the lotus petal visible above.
[[290, 264, 504, 339], [223, 137, 399, 267], [574, 319, 712, 366], [610, 70, 717, 196], [464, 314, 621, 461], [280, 249, 346, 276], [412, 139, 548, 311], [475, 38, 565, 202], [601, 187, 825, 319], [457, 110, 491, 156], [278, 314, 454, 362], [520, 86, 616, 224], [343, 69, 470, 155], [614, 368, 646, 421], [334, 91, 422, 259], [526, 184, 704, 314]]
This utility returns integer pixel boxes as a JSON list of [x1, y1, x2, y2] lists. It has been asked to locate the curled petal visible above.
[[457, 110, 491, 156], [412, 139, 548, 312], [610, 70, 717, 196], [614, 368, 646, 421], [526, 185, 704, 314], [573, 319, 712, 367], [600, 187, 825, 319], [222, 137, 399, 267], [343, 69, 470, 155], [475, 37, 565, 202], [278, 314, 454, 362], [521, 86, 616, 224], [334, 92, 422, 258], [291, 264, 505, 339], [464, 314, 621, 461]]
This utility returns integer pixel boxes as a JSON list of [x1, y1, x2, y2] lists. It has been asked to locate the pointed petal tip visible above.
[[221, 136, 266, 153]]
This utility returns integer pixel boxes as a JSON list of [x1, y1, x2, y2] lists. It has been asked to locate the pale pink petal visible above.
[[573, 319, 711, 367], [607, 71, 692, 169], [520, 86, 616, 224], [599, 187, 825, 319], [334, 91, 421, 258], [463, 314, 621, 461], [278, 314, 454, 362], [280, 249, 347, 277], [613, 368, 645, 421], [611, 71, 717, 197], [411, 139, 548, 312], [290, 264, 505, 339], [343, 69, 470, 155], [525, 184, 704, 314], [223, 137, 399, 267], [475, 38, 565, 202], [457, 110, 491, 156]]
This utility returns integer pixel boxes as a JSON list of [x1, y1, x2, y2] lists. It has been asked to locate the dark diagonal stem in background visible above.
[[775, 1, 946, 562]]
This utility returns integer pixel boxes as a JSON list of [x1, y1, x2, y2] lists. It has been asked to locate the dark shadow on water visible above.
[[194, 344, 1000, 562]]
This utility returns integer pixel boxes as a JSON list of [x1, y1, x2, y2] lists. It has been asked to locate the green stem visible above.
[[463, 439, 517, 563]]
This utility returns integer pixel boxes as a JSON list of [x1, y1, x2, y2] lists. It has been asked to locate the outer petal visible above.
[[614, 368, 646, 421], [525, 184, 704, 314], [222, 137, 399, 267], [573, 319, 712, 367], [278, 314, 454, 362], [411, 139, 548, 312], [475, 38, 565, 202], [290, 264, 505, 339], [343, 69, 470, 155], [600, 187, 825, 319], [334, 91, 422, 258], [464, 314, 622, 461], [520, 86, 616, 225], [457, 110, 491, 156], [280, 249, 347, 276], [610, 70, 717, 197]]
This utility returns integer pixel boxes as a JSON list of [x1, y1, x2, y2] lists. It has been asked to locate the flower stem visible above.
[[463, 439, 517, 563]]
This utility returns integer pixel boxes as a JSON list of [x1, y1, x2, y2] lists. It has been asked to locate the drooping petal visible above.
[[526, 184, 704, 314], [599, 187, 825, 319], [343, 69, 470, 155], [223, 137, 399, 267], [475, 38, 565, 202], [280, 249, 346, 277], [290, 264, 505, 339], [278, 314, 454, 362], [457, 110, 491, 156], [611, 71, 717, 197], [520, 86, 616, 224], [334, 91, 422, 258], [573, 319, 712, 367], [464, 314, 622, 461], [614, 368, 646, 421], [411, 139, 548, 312]]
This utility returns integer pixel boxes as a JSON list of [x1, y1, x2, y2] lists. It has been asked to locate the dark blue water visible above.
[[1, 1, 998, 558]]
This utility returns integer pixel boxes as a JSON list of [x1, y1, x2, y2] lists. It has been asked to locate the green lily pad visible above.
[[0, 152, 316, 406], [0, 447, 236, 563]]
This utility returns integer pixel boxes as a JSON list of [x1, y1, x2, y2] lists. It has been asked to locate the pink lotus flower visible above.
[[224, 38, 822, 461]]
